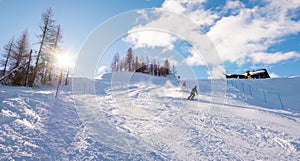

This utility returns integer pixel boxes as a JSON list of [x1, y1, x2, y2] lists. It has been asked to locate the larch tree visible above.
[[10, 30, 30, 69], [111, 52, 120, 72], [30, 7, 57, 87], [10, 30, 30, 85], [126, 48, 133, 71], [164, 59, 170, 74], [1, 37, 15, 77], [45, 24, 63, 83], [152, 58, 157, 75], [24, 49, 33, 86]]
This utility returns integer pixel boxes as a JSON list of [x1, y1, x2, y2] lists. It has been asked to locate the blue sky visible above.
[[0, 0, 299, 79]]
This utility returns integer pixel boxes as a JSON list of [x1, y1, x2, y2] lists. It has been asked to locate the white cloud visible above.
[[125, 8, 222, 63], [207, 65, 225, 79], [123, 6, 224, 78], [125, 0, 220, 52], [184, 48, 206, 66], [224, 0, 244, 11], [250, 51, 300, 64], [208, 9, 267, 62], [208, 0, 300, 64], [162, 0, 218, 27], [161, 0, 187, 14], [136, 10, 150, 22], [124, 0, 300, 78], [124, 29, 176, 49]]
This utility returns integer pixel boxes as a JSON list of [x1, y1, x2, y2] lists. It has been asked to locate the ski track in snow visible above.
[[0, 73, 299, 160]]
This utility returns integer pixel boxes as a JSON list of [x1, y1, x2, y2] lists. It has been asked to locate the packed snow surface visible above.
[[0, 72, 299, 160]]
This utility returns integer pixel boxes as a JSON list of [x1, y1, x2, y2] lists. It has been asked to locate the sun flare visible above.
[[55, 53, 71, 68]]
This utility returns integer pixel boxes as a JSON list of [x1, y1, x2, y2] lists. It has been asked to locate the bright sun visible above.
[[55, 53, 71, 68]]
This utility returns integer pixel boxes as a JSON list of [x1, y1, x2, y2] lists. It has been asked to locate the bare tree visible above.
[[46, 24, 63, 82], [10, 30, 30, 69], [164, 59, 170, 74], [9, 30, 30, 85], [30, 7, 56, 87], [24, 49, 33, 86], [126, 48, 133, 71], [1, 37, 15, 77], [135, 56, 139, 72], [111, 52, 120, 72]]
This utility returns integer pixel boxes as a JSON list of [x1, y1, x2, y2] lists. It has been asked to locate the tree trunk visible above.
[[65, 68, 69, 85], [24, 50, 32, 86], [2, 43, 13, 77], [29, 25, 47, 87]]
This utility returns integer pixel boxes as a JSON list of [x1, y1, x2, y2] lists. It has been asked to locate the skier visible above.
[[245, 70, 252, 79], [187, 85, 198, 100]]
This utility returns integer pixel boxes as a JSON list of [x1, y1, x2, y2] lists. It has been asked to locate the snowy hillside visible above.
[[0, 72, 299, 160]]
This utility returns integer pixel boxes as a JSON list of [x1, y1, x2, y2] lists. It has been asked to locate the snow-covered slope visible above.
[[227, 77, 300, 112], [0, 72, 299, 160]]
